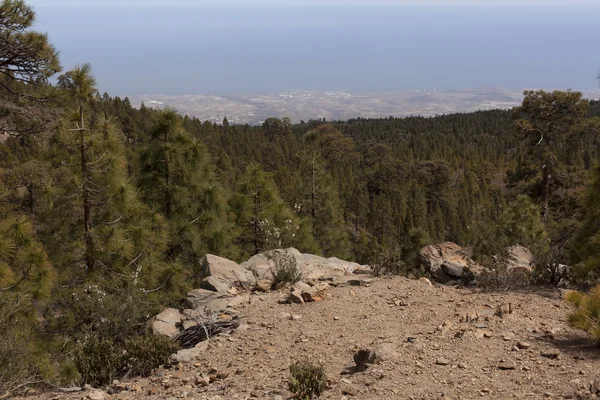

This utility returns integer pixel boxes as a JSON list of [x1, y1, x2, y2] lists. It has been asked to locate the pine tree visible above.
[[230, 163, 315, 258], [572, 166, 600, 277], [46, 65, 169, 289], [295, 127, 351, 258], [139, 109, 234, 263]]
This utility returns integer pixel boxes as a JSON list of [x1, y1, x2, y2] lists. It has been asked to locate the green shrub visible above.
[[270, 250, 302, 285], [288, 358, 326, 400], [74, 334, 180, 387], [123, 335, 179, 377], [565, 285, 600, 340], [370, 248, 408, 277], [74, 336, 122, 387]]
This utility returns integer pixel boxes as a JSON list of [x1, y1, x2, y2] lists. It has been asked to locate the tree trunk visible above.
[[541, 162, 551, 222], [164, 129, 171, 218], [80, 105, 94, 270], [311, 147, 316, 221], [253, 184, 259, 255]]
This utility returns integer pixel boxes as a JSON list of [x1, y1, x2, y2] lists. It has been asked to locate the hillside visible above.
[[24, 275, 599, 400]]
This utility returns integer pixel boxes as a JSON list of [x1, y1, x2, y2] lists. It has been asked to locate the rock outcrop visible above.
[[420, 242, 482, 284], [153, 248, 368, 338], [199, 254, 257, 293], [242, 248, 361, 285]]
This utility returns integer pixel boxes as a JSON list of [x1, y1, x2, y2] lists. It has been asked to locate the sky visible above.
[[27, 1, 600, 96], [26, 0, 600, 5]]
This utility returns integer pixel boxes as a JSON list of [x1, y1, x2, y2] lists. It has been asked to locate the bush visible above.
[[0, 293, 51, 395], [565, 285, 600, 340], [370, 248, 406, 276], [270, 250, 302, 285], [74, 336, 122, 387], [288, 358, 326, 400], [75, 334, 179, 387], [476, 249, 532, 290], [123, 335, 179, 377]]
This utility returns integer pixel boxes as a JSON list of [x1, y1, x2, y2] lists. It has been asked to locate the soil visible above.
[[24, 276, 600, 400]]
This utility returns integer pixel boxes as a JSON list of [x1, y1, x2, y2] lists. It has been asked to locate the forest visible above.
[[2, 0, 600, 393]]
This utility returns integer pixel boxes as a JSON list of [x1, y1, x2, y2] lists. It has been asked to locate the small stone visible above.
[[87, 390, 107, 400], [334, 316, 340, 320], [292, 314, 302, 320], [502, 333, 515, 341], [498, 361, 516, 370], [436, 358, 451, 366], [195, 375, 210, 386], [255, 280, 272, 292], [541, 348, 560, 359], [517, 341, 531, 350], [341, 383, 358, 396], [289, 290, 304, 304]]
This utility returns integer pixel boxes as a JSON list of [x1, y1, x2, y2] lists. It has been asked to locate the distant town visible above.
[[129, 88, 600, 125]]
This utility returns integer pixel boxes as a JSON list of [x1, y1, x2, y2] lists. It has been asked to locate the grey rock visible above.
[[186, 288, 228, 309], [200, 276, 231, 293], [419, 242, 483, 284], [353, 344, 398, 369], [441, 260, 465, 278], [199, 254, 256, 290], [152, 308, 182, 337]]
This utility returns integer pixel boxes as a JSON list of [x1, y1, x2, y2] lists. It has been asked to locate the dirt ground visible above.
[[26, 276, 600, 400]]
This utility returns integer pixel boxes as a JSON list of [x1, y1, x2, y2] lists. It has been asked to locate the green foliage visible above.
[[369, 247, 408, 277], [565, 285, 600, 340], [473, 195, 549, 288], [74, 333, 179, 387], [0, 0, 61, 89], [139, 109, 235, 262], [270, 250, 302, 285], [288, 358, 326, 400], [572, 166, 600, 278], [122, 335, 179, 378], [74, 336, 121, 387], [230, 163, 309, 258], [0, 216, 55, 393], [474, 195, 549, 260]]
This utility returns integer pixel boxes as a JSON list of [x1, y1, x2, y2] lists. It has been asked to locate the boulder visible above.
[[353, 344, 398, 370], [199, 254, 257, 292], [200, 276, 231, 293], [441, 260, 465, 278], [420, 242, 482, 284], [186, 288, 228, 309], [242, 252, 275, 281], [506, 245, 534, 272], [152, 308, 182, 337]]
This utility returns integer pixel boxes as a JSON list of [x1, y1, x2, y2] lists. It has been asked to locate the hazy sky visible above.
[[27, 2, 600, 96], [27, 0, 600, 5]]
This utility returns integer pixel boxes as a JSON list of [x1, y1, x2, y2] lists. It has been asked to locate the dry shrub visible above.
[[565, 285, 600, 340], [476, 250, 532, 290]]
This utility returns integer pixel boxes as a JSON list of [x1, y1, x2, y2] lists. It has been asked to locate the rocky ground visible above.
[[25, 275, 600, 400]]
